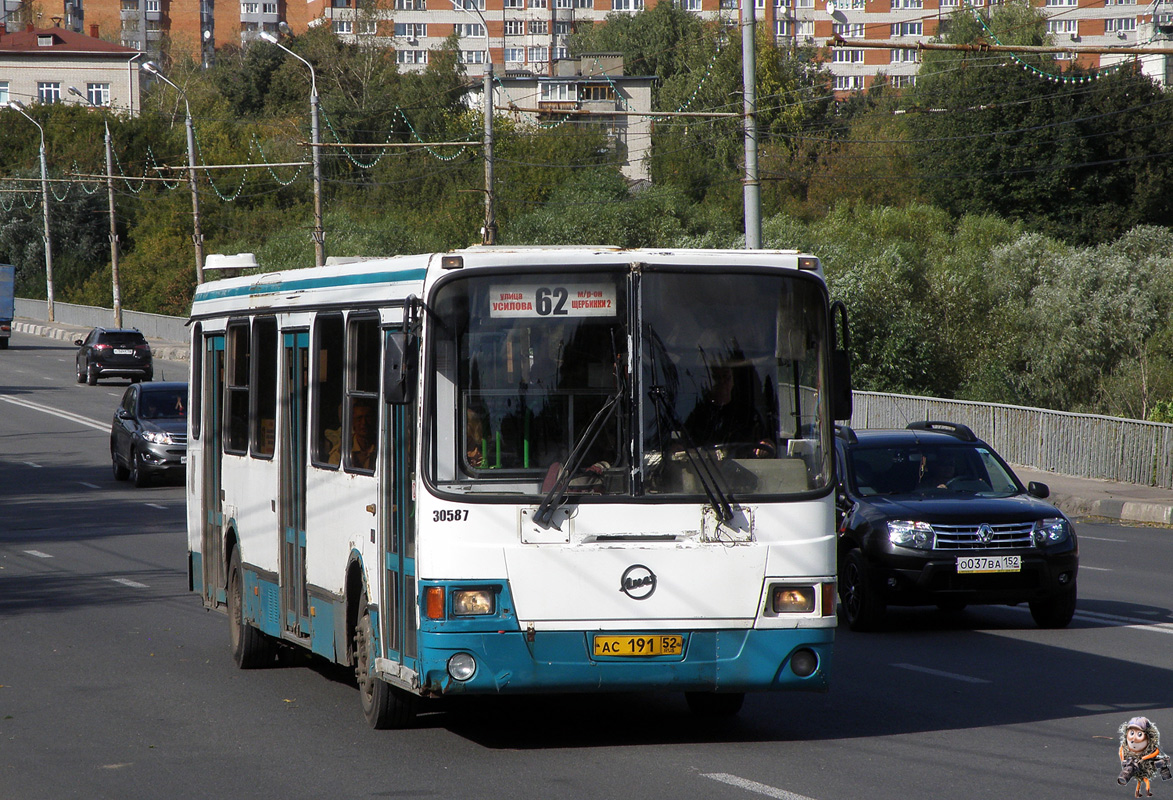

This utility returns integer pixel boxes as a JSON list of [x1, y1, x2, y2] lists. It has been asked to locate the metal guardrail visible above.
[[853, 391, 1173, 489], [15, 298, 190, 344]]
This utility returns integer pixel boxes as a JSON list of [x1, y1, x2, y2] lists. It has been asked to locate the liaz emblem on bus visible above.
[[489, 284, 617, 318]]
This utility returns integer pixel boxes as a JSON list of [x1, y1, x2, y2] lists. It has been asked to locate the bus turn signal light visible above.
[[425, 586, 445, 619]]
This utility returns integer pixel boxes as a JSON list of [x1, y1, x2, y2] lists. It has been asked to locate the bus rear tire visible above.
[[685, 691, 745, 717], [229, 548, 275, 669], [355, 596, 416, 729]]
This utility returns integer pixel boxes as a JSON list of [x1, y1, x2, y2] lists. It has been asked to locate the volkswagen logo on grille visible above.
[[977, 523, 994, 544], [619, 564, 657, 600]]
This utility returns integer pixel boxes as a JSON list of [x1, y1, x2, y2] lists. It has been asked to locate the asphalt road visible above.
[[1, 330, 1171, 800]]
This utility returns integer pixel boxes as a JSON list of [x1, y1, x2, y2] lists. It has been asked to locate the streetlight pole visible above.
[[69, 86, 123, 328], [259, 30, 325, 267], [140, 61, 205, 285], [7, 101, 55, 322]]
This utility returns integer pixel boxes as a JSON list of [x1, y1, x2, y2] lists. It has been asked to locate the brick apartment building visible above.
[[5, 0, 1171, 90]]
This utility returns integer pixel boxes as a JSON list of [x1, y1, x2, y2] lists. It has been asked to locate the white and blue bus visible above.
[[186, 246, 852, 728]]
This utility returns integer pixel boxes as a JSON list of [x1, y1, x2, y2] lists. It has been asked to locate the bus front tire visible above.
[[354, 596, 416, 729], [228, 548, 274, 669]]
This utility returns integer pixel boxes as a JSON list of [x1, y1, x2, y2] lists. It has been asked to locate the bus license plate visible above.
[[957, 555, 1021, 573], [593, 634, 683, 657]]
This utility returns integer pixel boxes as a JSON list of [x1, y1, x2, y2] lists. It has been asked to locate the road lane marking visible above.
[[112, 578, 149, 589], [1080, 566, 1111, 571], [1072, 609, 1173, 635], [145, 503, 167, 510], [702, 773, 818, 800], [22, 550, 53, 558], [892, 663, 991, 683], [23, 461, 42, 468], [79, 482, 100, 489], [0, 395, 108, 432], [1080, 535, 1126, 542]]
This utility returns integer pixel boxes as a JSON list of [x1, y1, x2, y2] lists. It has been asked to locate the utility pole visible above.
[[482, 63, 497, 245], [105, 122, 123, 327], [742, 0, 761, 250]]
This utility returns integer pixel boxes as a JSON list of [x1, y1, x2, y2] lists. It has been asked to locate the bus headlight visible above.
[[771, 585, 816, 614], [452, 588, 495, 616], [447, 653, 477, 681]]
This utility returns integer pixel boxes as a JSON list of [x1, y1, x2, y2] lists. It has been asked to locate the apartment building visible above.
[[0, 23, 142, 113], [10, 0, 1171, 90]]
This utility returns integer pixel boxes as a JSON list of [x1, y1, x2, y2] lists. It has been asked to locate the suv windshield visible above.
[[427, 268, 833, 501], [847, 443, 1021, 498]]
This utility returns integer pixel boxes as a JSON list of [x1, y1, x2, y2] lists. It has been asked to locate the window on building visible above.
[[504, 0, 524, 7], [145, 0, 159, 10], [241, 2, 259, 12], [504, 47, 525, 61], [459, 49, 486, 63], [891, 0, 922, 7], [796, 19, 815, 35], [528, 45, 549, 61], [553, 46, 568, 59], [681, 0, 701, 9], [774, 19, 789, 35], [393, 0, 424, 8], [395, 22, 427, 36], [87, 82, 111, 106], [574, 0, 592, 7], [1046, 18, 1077, 33], [891, 74, 916, 88], [831, 21, 861, 36], [1105, 16, 1136, 31], [261, 2, 277, 12], [540, 81, 577, 101], [554, 20, 572, 33], [529, 19, 547, 33], [357, 19, 376, 34], [890, 21, 922, 35], [0, 82, 8, 105], [504, 19, 524, 34], [333, 19, 353, 33], [396, 49, 429, 63], [556, 0, 574, 7], [456, 0, 485, 8], [611, 0, 643, 9], [459, 22, 485, 35], [833, 75, 864, 90], [890, 48, 919, 62], [37, 82, 61, 103], [580, 84, 614, 101], [833, 48, 864, 62], [528, 0, 546, 7]]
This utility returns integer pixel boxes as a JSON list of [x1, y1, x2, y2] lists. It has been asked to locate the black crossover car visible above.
[[110, 381, 188, 487], [834, 421, 1078, 631], [75, 327, 153, 385]]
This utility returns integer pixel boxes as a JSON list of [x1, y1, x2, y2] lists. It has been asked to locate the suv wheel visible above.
[[839, 549, 886, 632], [112, 447, 129, 481], [1029, 584, 1077, 629], [76, 363, 86, 384], [86, 364, 99, 386], [130, 449, 151, 488]]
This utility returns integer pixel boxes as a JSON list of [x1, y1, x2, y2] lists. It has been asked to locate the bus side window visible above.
[[345, 317, 380, 473], [313, 314, 345, 468], [224, 321, 250, 455], [252, 317, 278, 458]]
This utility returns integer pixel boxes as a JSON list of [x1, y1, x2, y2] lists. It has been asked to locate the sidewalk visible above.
[[12, 317, 1173, 528]]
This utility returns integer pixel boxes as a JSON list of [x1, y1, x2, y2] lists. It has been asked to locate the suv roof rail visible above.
[[906, 420, 978, 442], [834, 424, 858, 444]]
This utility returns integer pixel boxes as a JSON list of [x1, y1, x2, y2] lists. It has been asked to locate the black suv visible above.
[[74, 327, 153, 385], [834, 421, 1078, 631]]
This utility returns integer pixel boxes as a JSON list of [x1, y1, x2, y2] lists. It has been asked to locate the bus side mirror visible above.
[[831, 300, 853, 422], [384, 332, 413, 405]]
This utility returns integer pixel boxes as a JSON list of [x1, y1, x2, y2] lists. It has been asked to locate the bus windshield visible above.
[[428, 268, 832, 500]]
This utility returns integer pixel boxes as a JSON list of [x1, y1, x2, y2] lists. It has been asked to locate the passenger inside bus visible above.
[[349, 400, 377, 471]]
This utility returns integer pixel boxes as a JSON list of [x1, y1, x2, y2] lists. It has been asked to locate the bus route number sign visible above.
[[489, 284, 616, 319]]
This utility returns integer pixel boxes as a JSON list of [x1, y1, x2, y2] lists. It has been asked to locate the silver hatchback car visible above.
[[110, 381, 188, 487]]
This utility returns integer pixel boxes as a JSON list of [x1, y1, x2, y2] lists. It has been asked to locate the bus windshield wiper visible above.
[[532, 390, 622, 528], [648, 386, 736, 524]]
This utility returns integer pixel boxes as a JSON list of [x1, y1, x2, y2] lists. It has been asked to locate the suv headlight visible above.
[[888, 520, 934, 549], [1032, 517, 1070, 546], [141, 431, 174, 445]]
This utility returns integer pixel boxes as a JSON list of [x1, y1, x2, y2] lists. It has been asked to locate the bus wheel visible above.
[[228, 547, 274, 669], [354, 596, 416, 729], [685, 691, 745, 717]]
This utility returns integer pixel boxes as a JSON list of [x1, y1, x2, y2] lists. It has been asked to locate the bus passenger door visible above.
[[202, 334, 226, 605], [380, 329, 418, 673], [281, 331, 310, 636]]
